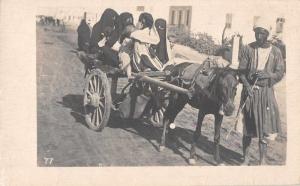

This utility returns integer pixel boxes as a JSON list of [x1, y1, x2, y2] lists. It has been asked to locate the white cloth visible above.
[[132, 42, 163, 71], [254, 17, 272, 33], [130, 27, 160, 45], [256, 46, 272, 70], [111, 41, 121, 51], [98, 37, 106, 47], [131, 27, 162, 71], [119, 38, 134, 68]]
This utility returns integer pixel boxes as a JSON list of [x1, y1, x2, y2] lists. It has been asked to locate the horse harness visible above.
[[174, 61, 220, 103]]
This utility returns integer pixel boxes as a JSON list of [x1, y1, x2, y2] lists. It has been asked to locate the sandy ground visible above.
[[37, 24, 286, 166]]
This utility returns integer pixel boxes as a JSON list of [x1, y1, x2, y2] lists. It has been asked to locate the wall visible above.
[[37, 0, 287, 44]]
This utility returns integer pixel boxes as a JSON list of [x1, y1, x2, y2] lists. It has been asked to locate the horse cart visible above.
[[76, 50, 239, 165], [77, 51, 191, 132]]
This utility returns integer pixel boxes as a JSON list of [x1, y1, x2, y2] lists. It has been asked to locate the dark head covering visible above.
[[119, 12, 134, 31], [138, 12, 154, 29], [153, 18, 169, 64], [119, 12, 135, 43], [77, 19, 91, 52], [89, 8, 120, 52]]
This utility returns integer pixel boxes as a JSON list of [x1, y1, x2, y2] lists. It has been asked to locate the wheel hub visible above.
[[88, 93, 100, 107]]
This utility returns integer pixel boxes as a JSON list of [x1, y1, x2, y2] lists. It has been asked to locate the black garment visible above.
[[119, 12, 134, 43], [77, 20, 91, 52], [119, 12, 134, 31], [138, 12, 154, 29], [272, 39, 286, 73], [153, 18, 169, 64], [101, 46, 120, 67], [89, 8, 120, 53]]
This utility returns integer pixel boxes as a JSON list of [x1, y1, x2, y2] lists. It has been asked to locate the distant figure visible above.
[[56, 19, 60, 27], [77, 19, 91, 52]]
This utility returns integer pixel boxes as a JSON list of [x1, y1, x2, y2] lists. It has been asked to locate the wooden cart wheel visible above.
[[83, 69, 111, 131]]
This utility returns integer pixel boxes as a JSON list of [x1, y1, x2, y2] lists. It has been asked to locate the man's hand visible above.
[[254, 70, 270, 79], [245, 85, 253, 97]]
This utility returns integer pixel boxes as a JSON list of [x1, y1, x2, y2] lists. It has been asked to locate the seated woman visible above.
[[89, 8, 121, 67], [152, 18, 175, 68], [130, 12, 162, 72], [118, 12, 136, 78], [119, 16, 175, 78]]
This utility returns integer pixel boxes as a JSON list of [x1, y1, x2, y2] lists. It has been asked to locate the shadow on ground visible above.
[[58, 94, 243, 165]]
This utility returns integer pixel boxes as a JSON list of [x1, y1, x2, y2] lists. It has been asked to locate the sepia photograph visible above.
[[36, 1, 286, 167], [1, 0, 300, 185]]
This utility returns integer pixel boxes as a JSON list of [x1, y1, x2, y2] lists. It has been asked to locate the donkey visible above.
[[159, 62, 239, 165]]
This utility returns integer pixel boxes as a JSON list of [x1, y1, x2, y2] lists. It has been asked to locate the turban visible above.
[[253, 17, 272, 34]]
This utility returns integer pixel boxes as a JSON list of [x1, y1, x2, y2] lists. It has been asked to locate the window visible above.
[[137, 6, 144, 11], [171, 10, 175, 25], [169, 6, 192, 31], [178, 10, 182, 26], [186, 10, 190, 26]]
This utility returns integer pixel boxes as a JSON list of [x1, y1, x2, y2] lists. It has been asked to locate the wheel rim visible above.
[[84, 72, 107, 129]]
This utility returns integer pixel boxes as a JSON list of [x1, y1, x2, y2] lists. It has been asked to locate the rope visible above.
[[225, 78, 258, 140]]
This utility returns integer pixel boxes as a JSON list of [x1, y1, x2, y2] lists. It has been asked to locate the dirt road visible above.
[[37, 25, 286, 166]]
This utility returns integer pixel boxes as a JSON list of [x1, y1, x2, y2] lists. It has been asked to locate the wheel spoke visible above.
[[91, 109, 96, 125], [93, 76, 97, 93], [94, 108, 98, 126], [99, 85, 103, 96], [89, 81, 95, 92], [96, 76, 100, 93], [98, 107, 103, 121], [86, 90, 92, 97], [99, 101, 104, 109]]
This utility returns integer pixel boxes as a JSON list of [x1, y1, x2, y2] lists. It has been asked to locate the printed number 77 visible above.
[[44, 157, 53, 165]]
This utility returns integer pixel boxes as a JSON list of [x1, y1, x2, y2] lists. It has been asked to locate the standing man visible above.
[[238, 18, 285, 165]]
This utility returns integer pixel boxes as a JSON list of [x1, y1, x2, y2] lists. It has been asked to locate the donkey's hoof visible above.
[[159, 145, 165, 152], [188, 158, 196, 165]]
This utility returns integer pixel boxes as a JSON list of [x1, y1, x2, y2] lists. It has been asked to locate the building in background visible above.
[[37, 0, 286, 44]]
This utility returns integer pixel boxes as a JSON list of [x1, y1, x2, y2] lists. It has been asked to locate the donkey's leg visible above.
[[189, 111, 205, 165], [159, 117, 169, 152], [214, 113, 223, 165], [159, 94, 187, 151]]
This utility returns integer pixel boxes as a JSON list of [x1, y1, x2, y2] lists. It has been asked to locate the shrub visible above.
[[168, 27, 221, 55]]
